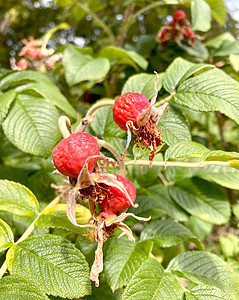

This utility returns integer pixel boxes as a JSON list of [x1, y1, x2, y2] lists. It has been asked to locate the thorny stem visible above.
[[76, 2, 115, 45], [0, 195, 62, 279], [124, 160, 231, 168], [75, 100, 115, 133], [98, 139, 125, 177], [155, 91, 176, 107]]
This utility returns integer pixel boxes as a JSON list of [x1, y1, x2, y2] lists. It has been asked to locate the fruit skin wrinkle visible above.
[[52, 132, 100, 178]]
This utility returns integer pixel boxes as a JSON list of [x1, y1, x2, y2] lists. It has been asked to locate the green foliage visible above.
[[0, 180, 39, 216], [121, 258, 184, 300], [62, 45, 111, 86], [6, 234, 92, 298], [168, 251, 239, 299], [191, 0, 211, 32], [104, 237, 153, 291], [140, 219, 202, 249], [0, 218, 14, 253], [1, 0, 239, 299], [0, 275, 50, 300]]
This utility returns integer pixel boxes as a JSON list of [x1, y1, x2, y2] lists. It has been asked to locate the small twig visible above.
[[58, 116, 72, 138], [98, 139, 125, 177], [75, 100, 115, 133], [76, 1, 115, 45], [155, 91, 176, 107], [115, 4, 135, 48], [131, 1, 179, 21], [0, 195, 62, 279], [124, 160, 231, 168]]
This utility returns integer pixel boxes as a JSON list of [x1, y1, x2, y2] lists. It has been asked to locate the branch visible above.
[[132, 1, 179, 21], [124, 160, 231, 168], [98, 139, 125, 177], [0, 195, 62, 279], [155, 91, 176, 107], [76, 2, 115, 45], [75, 100, 115, 133]]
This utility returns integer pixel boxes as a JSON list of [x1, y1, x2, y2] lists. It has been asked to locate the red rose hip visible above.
[[113, 93, 150, 131], [52, 132, 100, 178], [173, 10, 186, 22], [98, 174, 136, 218]]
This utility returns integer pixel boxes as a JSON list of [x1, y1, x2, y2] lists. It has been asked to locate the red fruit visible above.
[[184, 27, 195, 39], [52, 132, 100, 178], [98, 174, 136, 218], [113, 93, 150, 131], [173, 10, 186, 22]]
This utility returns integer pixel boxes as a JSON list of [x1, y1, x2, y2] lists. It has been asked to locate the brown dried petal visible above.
[[89, 219, 105, 287]]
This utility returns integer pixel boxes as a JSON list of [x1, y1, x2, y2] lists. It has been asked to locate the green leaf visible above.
[[63, 45, 110, 86], [165, 141, 208, 161], [104, 236, 153, 292], [219, 234, 239, 258], [202, 150, 239, 161], [194, 165, 239, 190], [126, 50, 148, 70], [145, 185, 189, 222], [121, 258, 184, 300], [0, 90, 16, 124], [165, 141, 239, 162], [159, 106, 191, 146], [162, 58, 194, 93], [128, 195, 164, 219], [205, 33, 239, 57], [178, 64, 214, 86], [205, 0, 226, 26], [15, 82, 77, 119], [169, 179, 230, 224], [0, 70, 52, 90], [191, 0, 211, 32], [0, 179, 38, 216], [187, 216, 212, 241], [229, 54, 239, 73], [0, 218, 14, 252], [186, 285, 233, 300], [140, 219, 202, 249], [55, 0, 73, 7], [3, 95, 61, 157], [99, 46, 148, 70], [182, 41, 209, 62], [90, 105, 127, 154], [35, 203, 91, 234], [174, 71, 239, 125], [122, 73, 164, 99], [167, 251, 239, 299], [0, 275, 50, 300], [7, 234, 91, 298]]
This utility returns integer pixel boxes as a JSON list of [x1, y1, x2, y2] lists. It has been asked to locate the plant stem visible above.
[[155, 91, 176, 107], [0, 195, 62, 279], [124, 160, 231, 168], [115, 4, 135, 48], [132, 1, 179, 21], [75, 100, 115, 133], [76, 2, 115, 45], [98, 139, 125, 177]]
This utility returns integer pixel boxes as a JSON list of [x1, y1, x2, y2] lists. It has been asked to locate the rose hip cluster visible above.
[[157, 10, 199, 46], [52, 130, 148, 286]]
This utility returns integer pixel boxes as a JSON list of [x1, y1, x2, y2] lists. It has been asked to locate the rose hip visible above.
[[52, 132, 100, 178]]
